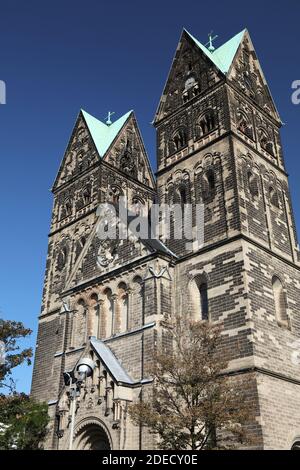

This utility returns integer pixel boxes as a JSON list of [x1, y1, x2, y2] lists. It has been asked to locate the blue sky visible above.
[[0, 0, 299, 393]]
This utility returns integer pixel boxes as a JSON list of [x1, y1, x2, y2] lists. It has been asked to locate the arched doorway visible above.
[[74, 421, 111, 450]]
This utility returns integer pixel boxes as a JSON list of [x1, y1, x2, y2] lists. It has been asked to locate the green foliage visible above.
[[0, 319, 33, 391], [0, 318, 49, 450], [0, 393, 49, 450], [129, 318, 253, 450]]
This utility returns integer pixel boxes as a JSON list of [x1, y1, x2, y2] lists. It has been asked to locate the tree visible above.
[[0, 393, 49, 450], [129, 318, 253, 450], [0, 318, 49, 449], [0, 319, 33, 391]]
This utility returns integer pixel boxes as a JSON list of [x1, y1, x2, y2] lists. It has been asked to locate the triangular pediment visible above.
[[63, 337, 135, 386], [53, 112, 100, 191], [154, 28, 280, 124], [65, 220, 148, 290], [227, 30, 281, 122], [90, 337, 135, 385], [57, 338, 136, 419], [102, 112, 155, 189], [65, 209, 174, 289], [53, 110, 155, 191], [154, 29, 223, 124], [68, 234, 150, 288]]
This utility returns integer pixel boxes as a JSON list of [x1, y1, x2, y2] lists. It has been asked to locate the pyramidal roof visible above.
[[184, 28, 247, 74], [81, 109, 133, 157]]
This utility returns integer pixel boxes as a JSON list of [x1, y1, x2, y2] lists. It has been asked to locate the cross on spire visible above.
[[205, 31, 218, 53], [105, 111, 115, 126]]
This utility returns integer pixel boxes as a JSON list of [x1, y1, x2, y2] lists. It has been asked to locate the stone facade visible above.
[[31, 29, 300, 450]]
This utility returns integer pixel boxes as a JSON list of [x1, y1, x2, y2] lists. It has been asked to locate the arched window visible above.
[[170, 127, 187, 153], [117, 283, 128, 334], [120, 295, 128, 333], [206, 170, 215, 191], [199, 283, 209, 321], [103, 288, 114, 338], [182, 75, 200, 103], [57, 246, 67, 271], [90, 293, 99, 338], [60, 197, 72, 219], [197, 110, 216, 138], [83, 185, 91, 205], [65, 198, 72, 216], [272, 276, 289, 328], [190, 276, 209, 321], [258, 128, 274, 156], [269, 186, 280, 209], [177, 184, 188, 212], [247, 171, 259, 198], [266, 142, 275, 156], [179, 186, 187, 205], [237, 110, 253, 140], [202, 169, 216, 201], [132, 197, 145, 216]]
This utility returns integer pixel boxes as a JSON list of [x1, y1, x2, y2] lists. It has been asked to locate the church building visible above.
[[31, 28, 300, 450]]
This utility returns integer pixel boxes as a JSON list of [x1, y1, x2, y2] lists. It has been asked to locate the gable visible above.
[[65, 209, 174, 290], [90, 337, 135, 385], [53, 112, 99, 191], [102, 113, 155, 189], [82, 109, 132, 158], [57, 338, 137, 418], [227, 31, 280, 122], [65, 218, 152, 289], [154, 29, 223, 124], [154, 28, 280, 124], [53, 110, 155, 192], [186, 29, 246, 75]]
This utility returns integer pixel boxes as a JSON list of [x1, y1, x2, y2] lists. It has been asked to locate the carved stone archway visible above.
[[291, 440, 300, 450], [73, 419, 112, 450]]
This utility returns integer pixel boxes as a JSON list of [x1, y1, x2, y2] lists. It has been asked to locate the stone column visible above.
[[127, 288, 133, 331], [99, 372, 106, 398], [98, 299, 104, 339], [70, 310, 77, 348], [83, 307, 88, 344], [86, 305, 94, 338], [111, 294, 117, 335], [105, 385, 113, 415]]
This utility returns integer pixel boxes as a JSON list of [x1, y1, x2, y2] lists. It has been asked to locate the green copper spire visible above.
[[81, 109, 133, 158], [184, 28, 247, 74], [213, 29, 246, 73]]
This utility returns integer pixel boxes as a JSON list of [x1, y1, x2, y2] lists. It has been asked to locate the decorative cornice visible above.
[[225, 365, 300, 386]]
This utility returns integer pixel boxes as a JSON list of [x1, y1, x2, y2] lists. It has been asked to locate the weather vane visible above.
[[105, 111, 115, 125], [205, 31, 218, 53]]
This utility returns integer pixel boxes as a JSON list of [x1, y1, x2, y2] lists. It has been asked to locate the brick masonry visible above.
[[31, 29, 300, 450]]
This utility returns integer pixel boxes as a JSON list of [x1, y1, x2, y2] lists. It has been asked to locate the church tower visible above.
[[31, 28, 300, 450], [31, 108, 170, 450], [154, 29, 300, 449]]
